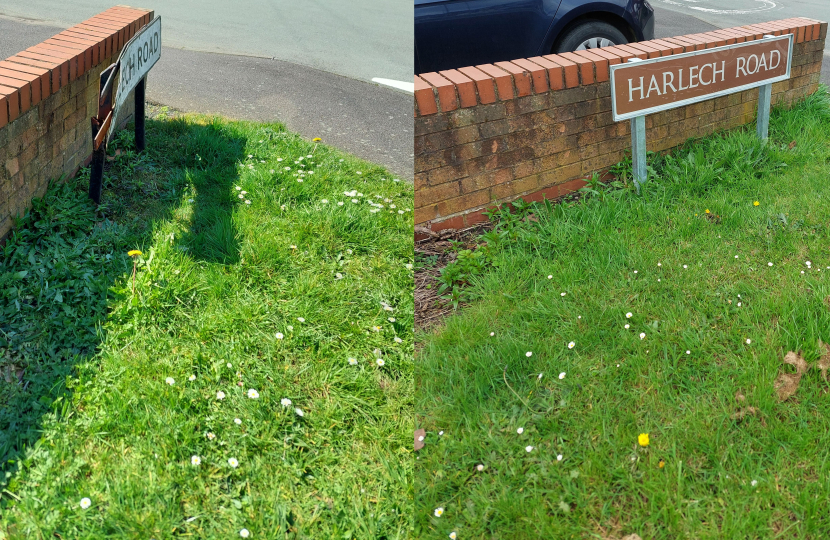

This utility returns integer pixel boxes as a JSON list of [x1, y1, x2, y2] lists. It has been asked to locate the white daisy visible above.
[[626, 312, 633, 318], [449, 533, 457, 539], [525, 445, 534, 452], [295, 408, 304, 417], [560, 292, 566, 297], [276, 332, 284, 339], [476, 464, 485, 471], [388, 317, 396, 322], [216, 391, 226, 400], [189, 374, 196, 381], [517, 427, 524, 434], [191, 455, 201, 466], [751, 480, 758, 487], [624, 324, 630, 329], [297, 317, 305, 323], [206, 432, 215, 440], [234, 418, 242, 425], [686, 350, 691, 355], [166, 377, 175, 385], [394, 337, 403, 343], [526, 351, 532, 357], [639, 333, 646, 339], [746, 339, 751, 344], [228, 457, 239, 468], [348, 357, 358, 365], [568, 341, 575, 349], [240, 529, 250, 538], [434, 507, 444, 517], [376, 358, 385, 367], [768, 262, 773, 266], [281, 398, 292, 407], [556, 454, 563, 461], [247, 389, 259, 399], [559, 372, 566, 379], [321, 199, 328, 204], [80, 497, 91, 509]]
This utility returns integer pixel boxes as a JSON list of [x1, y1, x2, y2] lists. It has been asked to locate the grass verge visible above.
[[0, 110, 413, 538], [416, 88, 830, 539]]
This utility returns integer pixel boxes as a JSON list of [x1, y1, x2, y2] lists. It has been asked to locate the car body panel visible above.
[[415, 0, 655, 73]]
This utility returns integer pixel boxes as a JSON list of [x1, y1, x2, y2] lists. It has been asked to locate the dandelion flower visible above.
[[639, 333, 646, 340], [525, 445, 534, 452], [476, 464, 485, 471], [517, 427, 524, 434], [191, 455, 201, 466], [526, 351, 533, 357], [234, 418, 242, 425], [348, 357, 358, 365], [216, 391, 226, 400], [313, 137, 321, 142], [658, 459, 666, 468], [638, 433, 649, 447], [281, 398, 292, 407], [295, 408, 304, 417], [228, 457, 239, 468], [626, 312, 633, 318], [434, 507, 444, 517], [207, 432, 215, 440], [166, 377, 175, 385], [376, 358, 385, 367], [80, 497, 92, 509], [559, 372, 566, 379], [128, 250, 142, 257], [753, 201, 760, 206], [240, 529, 250, 538], [247, 389, 259, 399], [276, 332, 284, 339], [568, 341, 575, 349]]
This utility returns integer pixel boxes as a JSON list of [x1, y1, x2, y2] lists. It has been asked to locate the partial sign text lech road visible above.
[[610, 34, 793, 121], [112, 16, 161, 131]]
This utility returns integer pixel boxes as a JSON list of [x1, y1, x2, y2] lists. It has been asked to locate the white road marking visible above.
[[372, 78, 414, 93], [655, 0, 777, 14]]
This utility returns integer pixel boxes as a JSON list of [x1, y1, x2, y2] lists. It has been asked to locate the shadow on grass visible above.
[[0, 113, 248, 490]]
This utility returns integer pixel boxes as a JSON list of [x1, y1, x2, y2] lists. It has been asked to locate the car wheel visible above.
[[555, 21, 628, 53]]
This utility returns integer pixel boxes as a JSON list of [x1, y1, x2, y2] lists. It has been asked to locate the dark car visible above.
[[415, 0, 655, 74]]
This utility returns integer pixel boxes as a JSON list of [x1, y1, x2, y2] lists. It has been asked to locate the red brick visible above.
[[457, 66, 497, 104], [662, 37, 695, 52], [589, 48, 624, 67], [526, 56, 564, 90], [609, 44, 648, 60], [697, 32, 728, 47], [571, 50, 609, 82], [625, 42, 662, 59], [510, 58, 549, 94], [0, 86, 20, 121], [556, 52, 594, 84], [414, 75, 438, 116], [429, 215, 465, 232], [639, 40, 673, 56], [546, 54, 584, 89], [558, 177, 588, 196], [420, 72, 458, 112], [493, 61, 533, 97], [438, 69, 477, 108], [476, 64, 515, 101], [649, 39, 684, 54]]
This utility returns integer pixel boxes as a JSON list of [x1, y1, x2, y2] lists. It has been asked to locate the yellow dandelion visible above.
[[128, 250, 142, 257], [312, 137, 322, 142], [638, 433, 650, 447], [753, 201, 760, 206], [705, 209, 710, 214], [658, 459, 665, 468]]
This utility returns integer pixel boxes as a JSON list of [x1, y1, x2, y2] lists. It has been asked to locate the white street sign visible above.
[[111, 16, 161, 136]]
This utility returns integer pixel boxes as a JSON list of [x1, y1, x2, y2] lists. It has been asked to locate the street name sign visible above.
[[611, 34, 793, 121], [609, 34, 793, 191], [111, 15, 161, 139]]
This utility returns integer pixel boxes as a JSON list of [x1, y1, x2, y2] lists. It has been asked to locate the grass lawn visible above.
[[415, 88, 830, 539], [0, 109, 413, 538]]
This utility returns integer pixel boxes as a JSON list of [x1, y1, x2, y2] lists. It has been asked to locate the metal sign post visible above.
[[610, 33, 793, 192], [88, 16, 161, 204]]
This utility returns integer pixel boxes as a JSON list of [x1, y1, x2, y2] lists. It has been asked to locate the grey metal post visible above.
[[757, 35, 776, 142], [627, 58, 647, 193]]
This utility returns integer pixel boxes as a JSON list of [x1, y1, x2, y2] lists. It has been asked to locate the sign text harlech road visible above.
[[611, 34, 793, 121]]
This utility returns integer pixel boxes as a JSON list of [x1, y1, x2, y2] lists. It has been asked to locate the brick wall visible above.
[[414, 18, 828, 231], [0, 5, 154, 242]]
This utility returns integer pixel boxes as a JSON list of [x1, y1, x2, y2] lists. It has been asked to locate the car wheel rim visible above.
[[575, 37, 615, 50]]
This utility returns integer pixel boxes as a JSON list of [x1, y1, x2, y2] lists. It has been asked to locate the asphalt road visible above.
[[0, 8, 413, 180], [652, 0, 830, 86]]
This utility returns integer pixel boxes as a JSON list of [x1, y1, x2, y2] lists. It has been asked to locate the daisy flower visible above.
[[525, 445, 534, 452], [216, 391, 226, 400], [247, 389, 260, 399], [746, 338, 751, 344], [568, 341, 575, 349], [166, 377, 175, 385], [517, 427, 524, 434], [526, 351, 533, 357], [295, 408, 304, 417], [276, 332, 284, 339], [624, 324, 630, 329], [234, 418, 242, 425], [228, 458, 239, 468], [280, 398, 292, 407], [376, 358, 385, 367], [626, 312, 633, 318], [557, 454, 563, 461], [560, 292, 566, 297], [80, 497, 92, 509], [297, 317, 305, 323], [240, 529, 250, 538], [394, 337, 403, 343], [388, 317, 396, 322], [639, 333, 646, 340], [206, 432, 215, 440], [434, 507, 444, 517], [450, 533, 457, 539], [189, 374, 196, 381], [348, 357, 358, 365], [559, 372, 566, 379], [191, 455, 201, 466]]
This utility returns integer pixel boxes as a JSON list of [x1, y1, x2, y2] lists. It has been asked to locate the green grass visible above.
[[0, 113, 413, 538], [416, 88, 830, 539]]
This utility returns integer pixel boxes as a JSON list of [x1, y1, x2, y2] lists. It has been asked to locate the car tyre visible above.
[[555, 21, 628, 53]]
